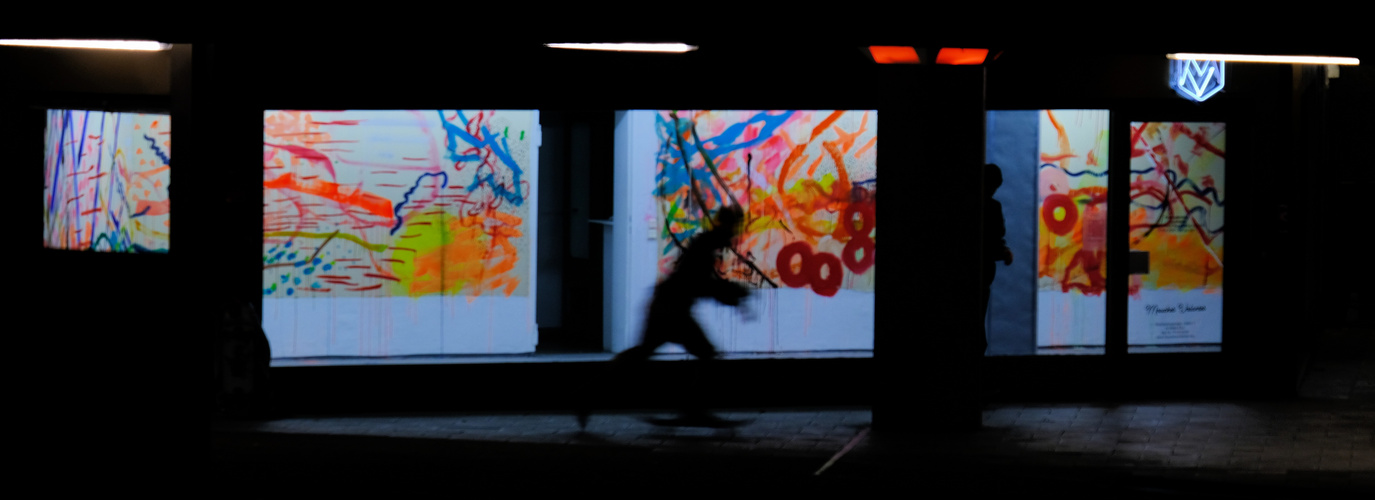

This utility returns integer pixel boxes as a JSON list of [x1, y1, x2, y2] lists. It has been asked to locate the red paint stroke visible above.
[[777, 242, 813, 288], [371, 170, 398, 174], [348, 284, 383, 291], [317, 275, 351, 279], [298, 287, 332, 292], [376, 184, 407, 187], [300, 175, 319, 180], [334, 258, 362, 262], [808, 252, 843, 297], [264, 166, 285, 170], [400, 234, 422, 238], [90, 172, 108, 180], [303, 140, 358, 144], [1041, 153, 1078, 163], [80, 207, 102, 216], [1171, 123, 1227, 159], [380, 258, 405, 263], [309, 120, 361, 126], [346, 265, 373, 269], [1130, 124, 1148, 157], [264, 142, 338, 178], [263, 172, 394, 220], [809, 111, 845, 143], [402, 157, 428, 161], [388, 247, 416, 253], [1041, 194, 1078, 236], [365, 273, 401, 282], [408, 222, 432, 226], [133, 199, 171, 217]]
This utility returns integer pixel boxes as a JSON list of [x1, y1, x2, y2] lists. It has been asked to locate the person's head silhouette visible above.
[[711, 205, 745, 238], [984, 163, 1003, 196]]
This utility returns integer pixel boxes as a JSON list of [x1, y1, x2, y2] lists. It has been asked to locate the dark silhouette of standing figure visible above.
[[982, 164, 1014, 356], [577, 206, 751, 430]]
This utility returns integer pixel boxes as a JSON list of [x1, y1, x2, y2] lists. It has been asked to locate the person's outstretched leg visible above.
[[675, 319, 723, 425]]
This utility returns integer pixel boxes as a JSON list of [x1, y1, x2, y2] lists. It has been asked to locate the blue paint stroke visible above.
[[1130, 169, 1226, 210], [72, 111, 90, 245], [91, 112, 107, 236], [1038, 163, 1108, 177], [390, 171, 449, 235], [109, 113, 125, 243], [437, 110, 525, 206], [653, 111, 795, 208], [130, 244, 169, 254], [48, 110, 69, 215], [129, 205, 152, 218], [143, 134, 171, 166]]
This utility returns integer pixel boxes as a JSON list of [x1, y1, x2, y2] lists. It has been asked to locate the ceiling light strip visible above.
[[1168, 53, 1359, 65], [545, 43, 696, 53]]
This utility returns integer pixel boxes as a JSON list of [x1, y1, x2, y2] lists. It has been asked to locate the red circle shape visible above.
[[809, 252, 843, 297], [1041, 194, 1078, 236], [776, 242, 813, 288], [842, 202, 875, 236], [842, 236, 875, 274]]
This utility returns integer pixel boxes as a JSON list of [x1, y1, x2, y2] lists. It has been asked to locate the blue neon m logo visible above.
[[1171, 59, 1225, 102]]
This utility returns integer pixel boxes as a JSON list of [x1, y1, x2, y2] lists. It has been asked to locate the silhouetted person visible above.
[[579, 206, 751, 429], [982, 163, 1014, 356], [615, 205, 751, 364]]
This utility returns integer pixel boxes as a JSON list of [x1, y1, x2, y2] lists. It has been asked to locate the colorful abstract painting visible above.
[[653, 110, 876, 297], [1127, 122, 1224, 347], [43, 109, 171, 252], [1035, 110, 1109, 349], [262, 110, 533, 299]]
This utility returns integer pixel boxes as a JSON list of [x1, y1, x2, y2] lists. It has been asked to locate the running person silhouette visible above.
[[576, 206, 751, 429], [614, 205, 751, 364]]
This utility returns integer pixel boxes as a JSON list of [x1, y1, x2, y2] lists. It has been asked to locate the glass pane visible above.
[[44, 109, 171, 253], [262, 110, 540, 361], [1126, 122, 1225, 353], [985, 110, 1108, 355]]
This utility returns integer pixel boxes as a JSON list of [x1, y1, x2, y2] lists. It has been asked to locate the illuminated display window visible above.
[[1126, 121, 1224, 353], [44, 109, 171, 253], [985, 110, 1109, 356]]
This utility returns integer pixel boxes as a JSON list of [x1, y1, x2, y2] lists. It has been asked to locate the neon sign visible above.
[[1171, 58, 1225, 102]]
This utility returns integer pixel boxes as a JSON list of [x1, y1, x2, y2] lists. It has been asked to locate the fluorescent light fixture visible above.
[[545, 43, 696, 53], [1168, 53, 1359, 65], [0, 39, 171, 51]]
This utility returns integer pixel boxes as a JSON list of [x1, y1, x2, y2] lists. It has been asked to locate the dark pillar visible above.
[[874, 66, 986, 432]]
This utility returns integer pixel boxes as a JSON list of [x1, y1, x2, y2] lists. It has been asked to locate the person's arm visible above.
[[710, 277, 749, 306]]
